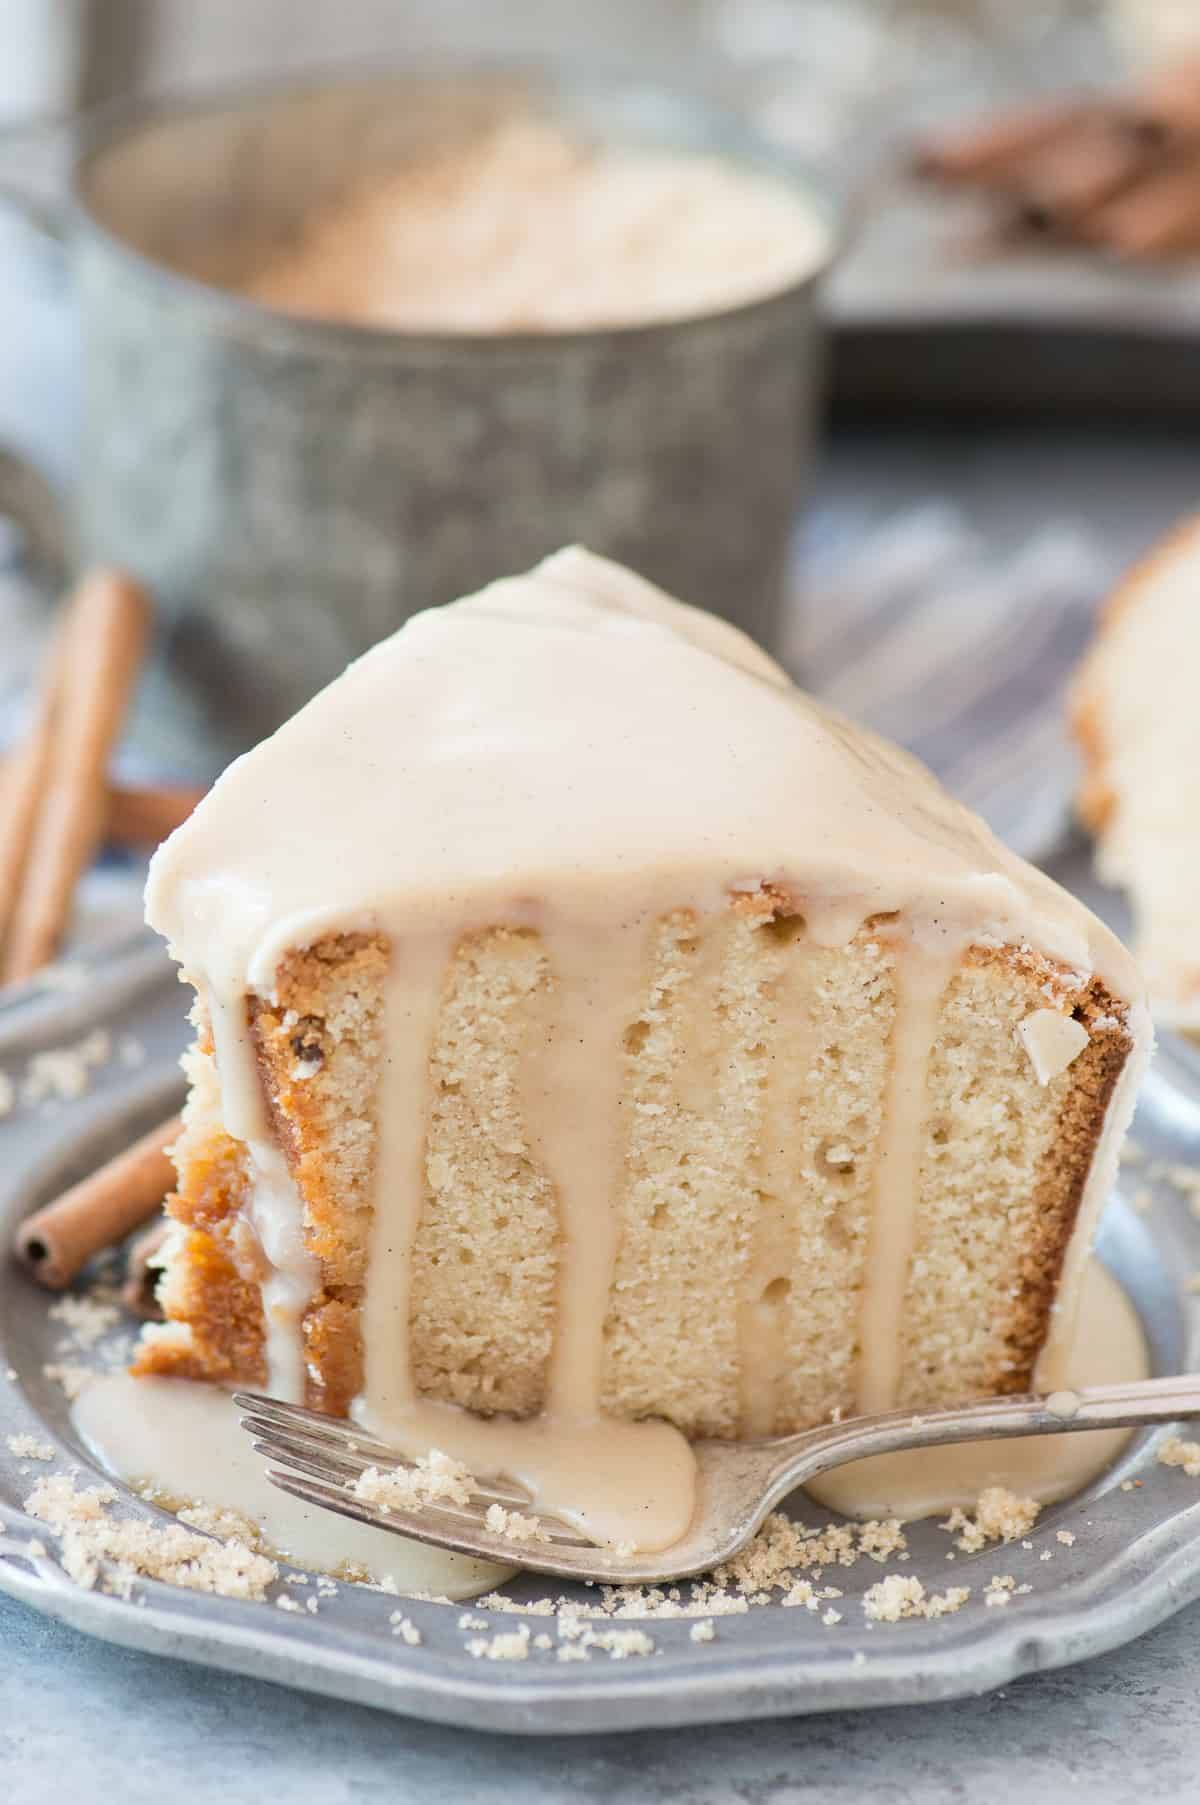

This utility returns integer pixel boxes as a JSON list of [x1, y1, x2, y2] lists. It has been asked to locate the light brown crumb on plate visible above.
[[6, 1434, 53, 1461], [48, 1295, 120, 1351], [1157, 1434, 1200, 1477], [467, 1625, 531, 1662], [862, 1575, 970, 1623], [942, 1487, 1040, 1553], [24, 1472, 277, 1601]]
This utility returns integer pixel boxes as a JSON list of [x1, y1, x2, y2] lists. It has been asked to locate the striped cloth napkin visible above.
[[786, 499, 1109, 864]]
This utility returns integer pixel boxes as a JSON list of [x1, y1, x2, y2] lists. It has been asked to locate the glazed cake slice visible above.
[[135, 548, 1149, 1543], [1071, 513, 1200, 1034]]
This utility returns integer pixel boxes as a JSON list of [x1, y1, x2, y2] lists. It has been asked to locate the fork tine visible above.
[[265, 1467, 596, 1553], [249, 1435, 555, 1531], [234, 1393, 535, 1506], [248, 1429, 381, 1485], [249, 1439, 372, 1490], [245, 1420, 535, 1509], [235, 1401, 397, 1461]]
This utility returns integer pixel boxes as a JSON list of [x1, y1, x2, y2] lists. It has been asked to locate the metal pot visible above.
[[0, 64, 837, 776]]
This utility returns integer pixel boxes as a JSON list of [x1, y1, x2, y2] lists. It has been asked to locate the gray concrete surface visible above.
[[3, 1585, 1199, 1802]]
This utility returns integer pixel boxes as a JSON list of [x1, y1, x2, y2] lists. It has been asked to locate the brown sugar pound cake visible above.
[[135, 547, 1149, 1547], [1071, 513, 1200, 1034]]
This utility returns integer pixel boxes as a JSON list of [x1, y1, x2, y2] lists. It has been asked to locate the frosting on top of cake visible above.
[[147, 545, 1136, 1003]]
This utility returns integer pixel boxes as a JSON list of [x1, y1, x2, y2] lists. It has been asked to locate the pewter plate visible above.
[[3, 896, 1200, 1735]]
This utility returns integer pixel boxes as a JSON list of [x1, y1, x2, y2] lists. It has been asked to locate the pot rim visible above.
[[68, 53, 846, 356]]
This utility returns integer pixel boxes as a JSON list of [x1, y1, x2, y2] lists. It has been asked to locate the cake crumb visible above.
[[533, 1632, 553, 1650], [41, 1363, 96, 1400], [351, 1449, 473, 1511], [467, 1625, 531, 1662], [6, 1434, 53, 1461], [1158, 1435, 1200, 1478], [458, 1612, 488, 1631], [389, 1612, 423, 1645], [21, 1031, 111, 1104], [942, 1487, 1040, 1552], [855, 1519, 908, 1563], [1056, 1529, 1076, 1546], [48, 1295, 119, 1351], [276, 1594, 302, 1613], [862, 1575, 970, 1622], [24, 1472, 277, 1600], [690, 1619, 716, 1643], [176, 1502, 262, 1547], [568, 1625, 655, 1659], [477, 1591, 557, 1616], [984, 1575, 1017, 1607], [484, 1503, 550, 1544], [822, 1608, 843, 1626]]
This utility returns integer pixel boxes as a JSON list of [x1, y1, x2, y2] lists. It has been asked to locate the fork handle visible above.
[[757, 1373, 1200, 1513]]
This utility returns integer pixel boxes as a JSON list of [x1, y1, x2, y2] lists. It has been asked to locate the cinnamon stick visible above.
[[0, 763, 204, 853], [4, 570, 150, 984], [0, 625, 70, 959], [121, 1218, 171, 1319], [1009, 118, 1151, 232], [913, 99, 1100, 184], [1091, 154, 1200, 257], [106, 781, 204, 848], [14, 1114, 180, 1291], [1122, 59, 1200, 149]]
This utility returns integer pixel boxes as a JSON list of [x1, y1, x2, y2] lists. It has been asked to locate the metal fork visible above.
[[234, 1374, 1200, 1586]]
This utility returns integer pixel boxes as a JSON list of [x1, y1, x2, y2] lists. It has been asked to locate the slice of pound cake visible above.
[[136, 548, 1149, 1545], [1071, 513, 1200, 1033]]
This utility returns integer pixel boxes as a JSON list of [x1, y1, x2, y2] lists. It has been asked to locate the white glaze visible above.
[[72, 1373, 513, 1599], [805, 1259, 1148, 1519]]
